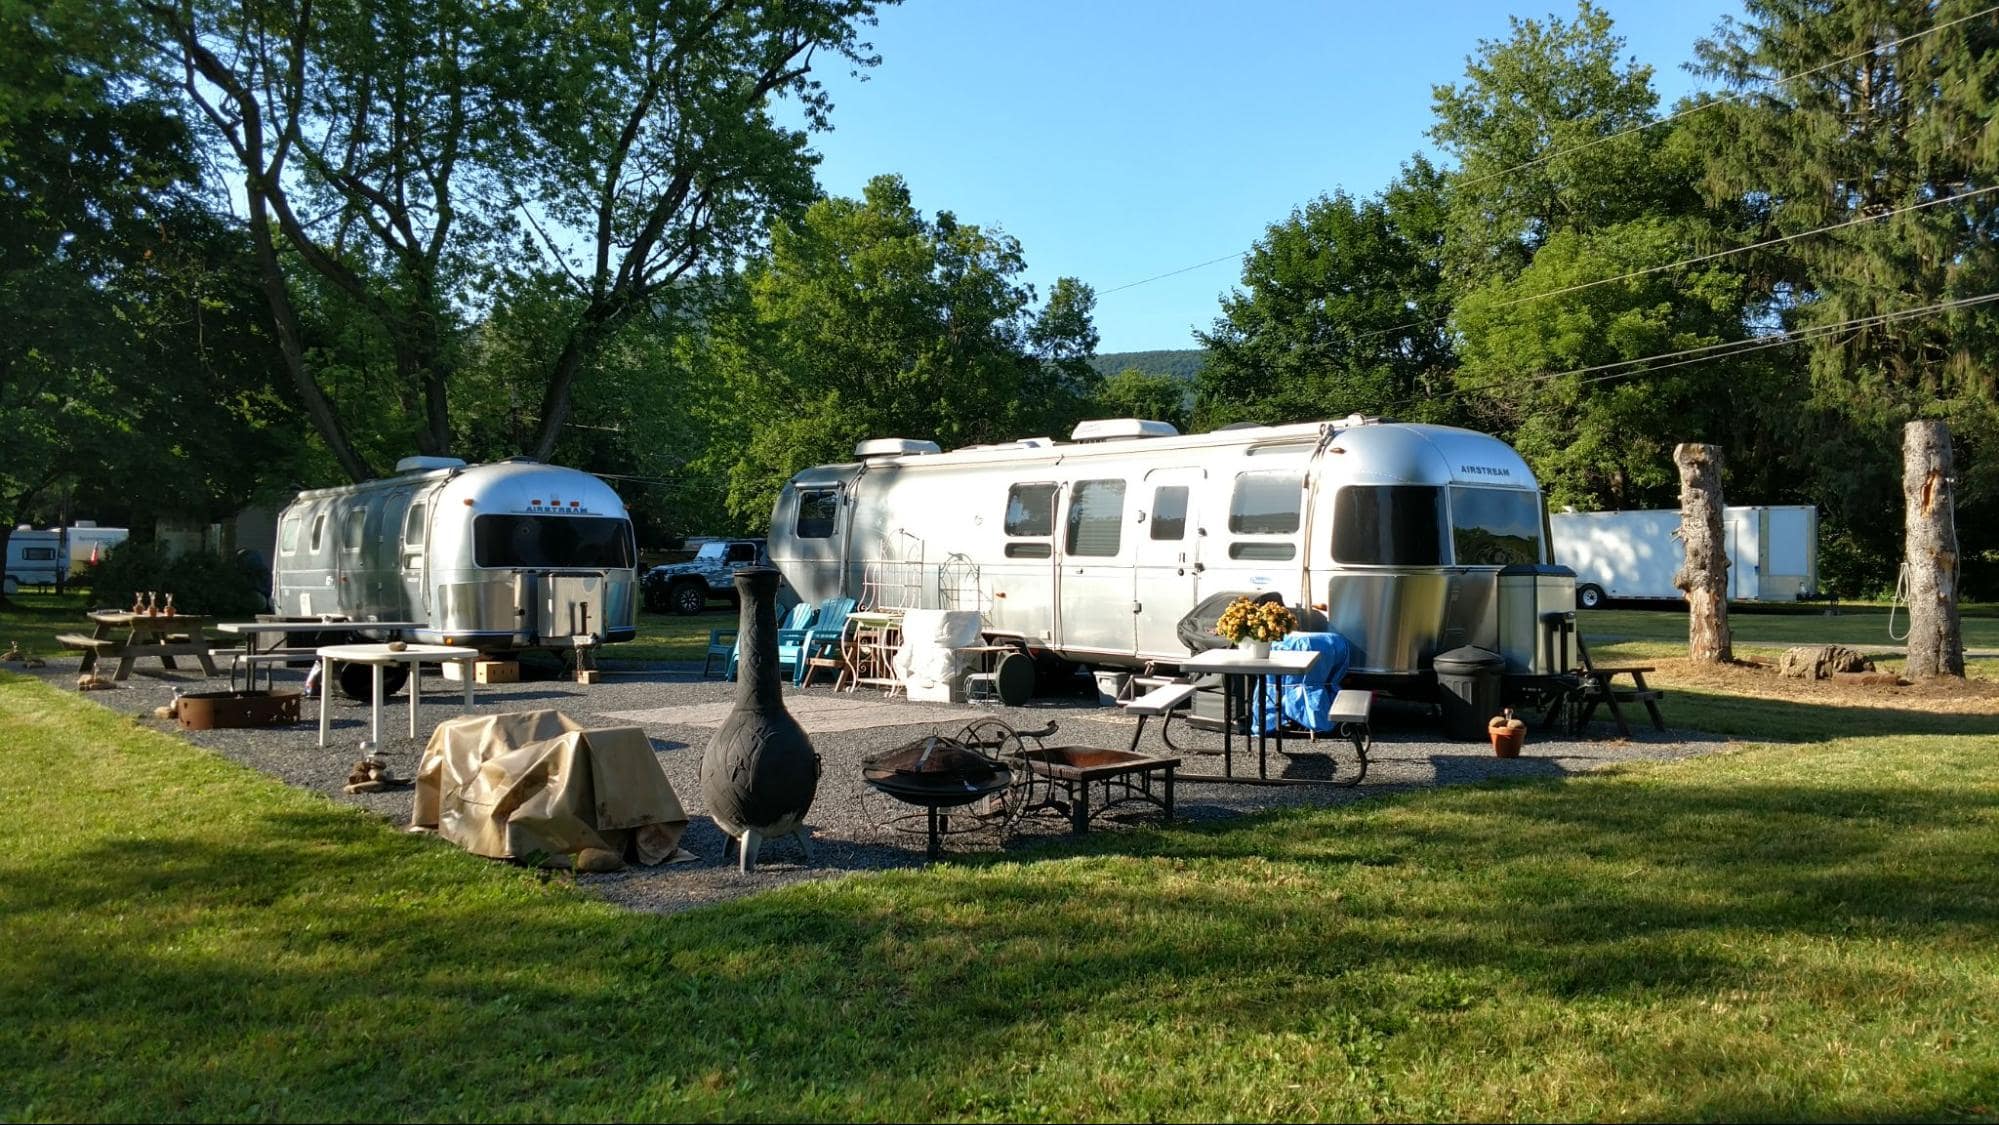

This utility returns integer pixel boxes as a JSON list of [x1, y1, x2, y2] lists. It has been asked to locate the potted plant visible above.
[[1488, 708, 1526, 757], [1214, 597, 1297, 660]]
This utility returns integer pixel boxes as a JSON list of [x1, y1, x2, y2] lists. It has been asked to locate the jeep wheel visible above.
[[643, 585, 672, 614], [671, 581, 707, 616]]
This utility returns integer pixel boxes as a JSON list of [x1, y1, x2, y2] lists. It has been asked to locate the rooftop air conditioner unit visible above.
[[1069, 419, 1179, 442], [396, 456, 470, 474], [855, 438, 943, 458]]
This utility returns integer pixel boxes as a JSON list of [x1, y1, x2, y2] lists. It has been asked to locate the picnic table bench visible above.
[[1572, 664, 1666, 738], [60, 611, 219, 681]]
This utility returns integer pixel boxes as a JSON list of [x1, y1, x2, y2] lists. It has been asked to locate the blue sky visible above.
[[799, 0, 1744, 353]]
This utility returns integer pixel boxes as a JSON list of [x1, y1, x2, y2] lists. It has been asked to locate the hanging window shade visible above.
[[1065, 479, 1126, 557], [1150, 485, 1189, 540]]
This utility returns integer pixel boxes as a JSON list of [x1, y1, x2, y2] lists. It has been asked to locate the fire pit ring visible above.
[[860, 733, 1017, 859]]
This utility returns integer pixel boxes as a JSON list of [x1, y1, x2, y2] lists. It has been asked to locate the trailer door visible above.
[[1133, 468, 1204, 657], [1727, 511, 1760, 601], [1057, 477, 1133, 656]]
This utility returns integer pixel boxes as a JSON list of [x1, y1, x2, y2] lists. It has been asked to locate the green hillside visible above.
[[1088, 349, 1206, 380]]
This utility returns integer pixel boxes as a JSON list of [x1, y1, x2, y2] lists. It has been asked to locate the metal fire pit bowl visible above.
[[178, 689, 303, 731], [861, 733, 1016, 859]]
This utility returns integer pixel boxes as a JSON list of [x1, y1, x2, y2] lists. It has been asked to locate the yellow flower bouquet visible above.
[[1214, 596, 1296, 657]]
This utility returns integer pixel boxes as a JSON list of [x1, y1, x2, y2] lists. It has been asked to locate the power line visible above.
[[1454, 3, 1999, 192], [1418, 288, 1999, 411], [1351, 181, 1999, 348], [1098, 252, 1250, 297], [1097, 4, 1999, 300]]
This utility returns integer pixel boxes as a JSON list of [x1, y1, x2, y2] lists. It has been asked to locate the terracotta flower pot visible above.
[[1488, 709, 1526, 758]]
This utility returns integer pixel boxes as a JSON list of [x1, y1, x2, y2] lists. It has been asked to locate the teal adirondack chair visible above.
[[778, 597, 855, 686], [707, 601, 814, 680]]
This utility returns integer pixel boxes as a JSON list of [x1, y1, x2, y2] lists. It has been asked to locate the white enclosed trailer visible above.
[[5, 528, 65, 595], [1550, 505, 1818, 607]]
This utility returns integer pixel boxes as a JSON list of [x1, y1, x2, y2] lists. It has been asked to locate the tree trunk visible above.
[[1673, 442, 1732, 663], [1902, 420, 1964, 679]]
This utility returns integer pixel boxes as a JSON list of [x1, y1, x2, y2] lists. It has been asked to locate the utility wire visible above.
[[1394, 288, 1999, 414], [1097, 4, 1999, 300], [1347, 181, 1999, 348]]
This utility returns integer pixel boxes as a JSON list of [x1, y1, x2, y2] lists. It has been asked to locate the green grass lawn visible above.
[[4, 670, 1997, 1120], [0, 589, 90, 655], [1584, 605, 1999, 655], [612, 608, 734, 664]]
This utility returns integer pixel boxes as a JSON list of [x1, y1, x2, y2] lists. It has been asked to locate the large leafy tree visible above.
[[1691, 0, 1999, 593], [147, 0, 885, 481], [0, 0, 298, 598], [717, 175, 1101, 525], [1195, 160, 1456, 428], [1095, 367, 1191, 432], [1434, 3, 1797, 511]]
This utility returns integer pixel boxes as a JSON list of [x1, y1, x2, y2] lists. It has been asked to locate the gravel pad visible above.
[[31, 657, 1722, 915]]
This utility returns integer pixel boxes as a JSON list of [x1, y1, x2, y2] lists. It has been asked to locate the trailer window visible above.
[[403, 503, 427, 547], [1332, 486, 1445, 566], [473, 516, 635, 569], [1229, 472, 1303, 535], [309, 514, 326, 553], [1065, 479, 1126, 558], [1229, 542, 1295, 561], [1450, 486, 1544, 566], [1149, 486, 1188, 540], [795, 487, 839, 539], [279, 516, 301, 555], [22, 547, 55, 561], [342, 510, 366, 553], [1005, 483, 1057, 538]]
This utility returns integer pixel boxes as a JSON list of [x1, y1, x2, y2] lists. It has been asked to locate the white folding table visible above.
[[315, 642, 479, 748], [1177, 647, 1325, 783]]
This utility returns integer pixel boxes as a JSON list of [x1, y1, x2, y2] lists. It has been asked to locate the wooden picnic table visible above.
[[60, 611, 220, 681]]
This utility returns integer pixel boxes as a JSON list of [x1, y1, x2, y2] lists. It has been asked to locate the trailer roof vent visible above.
[[855, 438, 942, 458], [1069, 419, 1179, 442], [395, 456, 469, 474], [1339, 413, 1383, 428]]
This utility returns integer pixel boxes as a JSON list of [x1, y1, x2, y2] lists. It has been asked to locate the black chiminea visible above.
[[701, 567, 820, 872]]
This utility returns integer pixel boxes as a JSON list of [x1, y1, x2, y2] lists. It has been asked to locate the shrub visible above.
[[85, 542, 268, 619]]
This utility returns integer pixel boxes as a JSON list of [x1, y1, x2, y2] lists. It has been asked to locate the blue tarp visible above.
[[1255, 631, 1352, 733]]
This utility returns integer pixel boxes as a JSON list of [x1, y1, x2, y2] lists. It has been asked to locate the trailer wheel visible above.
[[670, 581, 707, 616], [1576, 584, 1605, 610], [1, 576, 15, 597], [336, 661, 410, 702]]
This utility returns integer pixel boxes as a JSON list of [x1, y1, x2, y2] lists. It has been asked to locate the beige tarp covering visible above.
[[412, 709, 688, 865]]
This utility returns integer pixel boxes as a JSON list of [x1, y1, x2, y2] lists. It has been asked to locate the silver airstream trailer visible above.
[[273, 457, 638, 671], [768, 417, 1574, 692]]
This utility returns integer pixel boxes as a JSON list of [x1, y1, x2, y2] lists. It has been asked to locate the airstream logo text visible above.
[[1461, 465, 1512, 477]]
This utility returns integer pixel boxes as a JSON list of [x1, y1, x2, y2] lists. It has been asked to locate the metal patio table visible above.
[[216, 618, 421, 691]]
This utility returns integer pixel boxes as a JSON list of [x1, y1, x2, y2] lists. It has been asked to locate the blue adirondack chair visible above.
[[778, 596, 855, 686], [707, 601, 814, 680]]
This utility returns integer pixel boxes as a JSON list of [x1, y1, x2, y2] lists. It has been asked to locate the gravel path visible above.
[[31, 656, 1723, 915]]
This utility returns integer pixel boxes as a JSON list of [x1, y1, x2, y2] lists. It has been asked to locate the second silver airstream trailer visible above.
[[273, 457, 638, 663], [769, 417, 1573, 691]]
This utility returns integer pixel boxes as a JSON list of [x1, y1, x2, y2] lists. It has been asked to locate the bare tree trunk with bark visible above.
[[1903, 420, 1964, 679], [1673, 442, 1733, 663]]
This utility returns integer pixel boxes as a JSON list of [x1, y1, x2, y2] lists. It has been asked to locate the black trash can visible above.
[[1433, 646, 1505, 741]]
